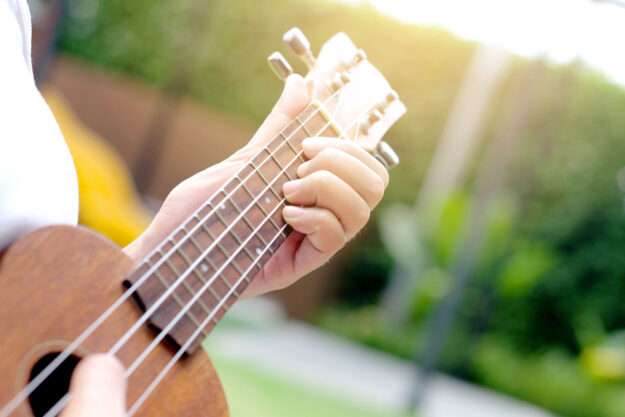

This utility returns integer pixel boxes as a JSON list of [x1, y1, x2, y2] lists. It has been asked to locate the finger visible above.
[[248, 74, 310, 148], [301, 137, 389, 187], [61, 354, 126, 417], [283, 171, 370, 238], [240, 231, 307, 298], [283, 206, 345, 253], [296, 147, 385, 209], [283, 206, 346, 274]]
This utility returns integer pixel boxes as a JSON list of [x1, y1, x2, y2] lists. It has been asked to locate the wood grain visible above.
[[0, 225, 228, 416]]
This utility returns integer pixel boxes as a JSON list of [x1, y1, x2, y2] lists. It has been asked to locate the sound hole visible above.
[[28, 353, 81, 417]]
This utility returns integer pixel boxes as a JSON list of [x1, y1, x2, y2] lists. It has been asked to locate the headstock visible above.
[[268, 28, 405, 169]]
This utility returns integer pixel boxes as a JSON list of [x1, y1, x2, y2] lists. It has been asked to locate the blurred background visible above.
[[29, 0, 625, 415]]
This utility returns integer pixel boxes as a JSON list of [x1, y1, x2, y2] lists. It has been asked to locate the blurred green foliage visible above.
[[60, 0, 625, 416], [473, 337, 625, 417]]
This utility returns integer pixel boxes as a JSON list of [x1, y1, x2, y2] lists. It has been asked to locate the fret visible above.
[[234, 175, 285, 241], [179, 233, 202, 257], [145, 257, 209, 337], [181, 224, 246, 292], [295, 115, 314, 137], [175, 242, 230, 316], [195, 214, 219, 243], [202, 202, 243, 266], [124, 105, 325, 355], [222, 190, 274, 259], [212, 203, 230, 227], [249, 161, 282, 201], [263, 146, 294, 181], [279, 132, 306, 163], [157, 248, 219, 319], [223, 194, 273, 262], [192, 214, 212, 239]]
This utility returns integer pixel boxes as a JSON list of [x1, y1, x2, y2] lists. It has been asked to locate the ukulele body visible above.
[[0, 225, 228, 416]]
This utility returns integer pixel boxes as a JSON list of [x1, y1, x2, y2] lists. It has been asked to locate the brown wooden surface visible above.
[[0, 225, 228, 416]]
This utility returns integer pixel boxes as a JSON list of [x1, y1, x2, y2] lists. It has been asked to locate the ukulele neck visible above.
[[125, 100, 342, 353]]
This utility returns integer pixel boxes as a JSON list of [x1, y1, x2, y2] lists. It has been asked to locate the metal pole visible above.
[[408, 59, 546, 412], [380, 44, 511, 325]]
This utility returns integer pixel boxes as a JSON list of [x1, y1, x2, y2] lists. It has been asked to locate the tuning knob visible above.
[[375, 90, 399, 113], [373, 141, 400, 169], [359, 108, 383, 135], [342, 49, 367, 69], [267, 51, 294, 82], [283, 27, 316, 69], [326, 71, 351, 93]]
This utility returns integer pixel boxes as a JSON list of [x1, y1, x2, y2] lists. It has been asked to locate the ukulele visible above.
[[0, 28, 406, 416]]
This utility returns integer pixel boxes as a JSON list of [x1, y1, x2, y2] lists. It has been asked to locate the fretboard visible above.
[[124, 101, 341, 353]]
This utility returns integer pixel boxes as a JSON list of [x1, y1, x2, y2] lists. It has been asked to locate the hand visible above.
[[124, 74, 310, 261], [124, 74, 389, 298], [242, 137, 388, 297], [61, 354, 126, 417]]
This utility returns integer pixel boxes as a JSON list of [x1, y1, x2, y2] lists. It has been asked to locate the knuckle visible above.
[[367, 154, 390, 185], [367, 176, 385, 205], [311, 169, 336, 188], [342, 139, 360, 154], [323, 214, 345, 250], [380, 166, 390, 187], [317, 147, 342, 164], [354, 201, 371, 227]]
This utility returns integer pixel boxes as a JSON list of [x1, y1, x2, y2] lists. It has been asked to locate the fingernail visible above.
[[283, 205, 305, 220], [302, 137, 324, 150], [297, 161, 311, 177], [283, 179, 302, 196]]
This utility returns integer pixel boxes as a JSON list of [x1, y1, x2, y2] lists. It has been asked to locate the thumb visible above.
[[247, 74, 311, 148], [61, 354, 127, 417]]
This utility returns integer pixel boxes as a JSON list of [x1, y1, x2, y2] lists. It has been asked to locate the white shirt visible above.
[[0, 0, 78, 250]]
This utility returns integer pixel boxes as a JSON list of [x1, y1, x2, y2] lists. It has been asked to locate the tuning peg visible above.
[[342, 49, 367, 69], [283, 27, 316, 69], [326, 71, 351, 93], [359, 108, 383, 135], [385, 90, 399, 104], [375, 90, 399, 113], [361, 90, 401, 134], [368, 110, 383, 124], [267, 51, 294, 82], [373, 141, 400, 169]]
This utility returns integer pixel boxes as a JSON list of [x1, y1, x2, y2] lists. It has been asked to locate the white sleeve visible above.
[[0, 0, 79, 250]]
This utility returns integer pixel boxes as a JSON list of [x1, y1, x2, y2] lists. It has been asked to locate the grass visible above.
[[208, 354, 411, 417]]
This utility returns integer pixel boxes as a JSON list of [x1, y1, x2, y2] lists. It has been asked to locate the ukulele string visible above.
[[121, 88, 348, 379], [28, 90, 344, 417], [106, 88, 347, 358], [0, 90, 342, 417], [41, 224, 291, 417], [129, 223, 289, 415], [124, 192, 289, 377], [42, 89, 350, 417], [127, 96, 377, 416], [40, 116, 339, 417], [0, 87, 343, 417]]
